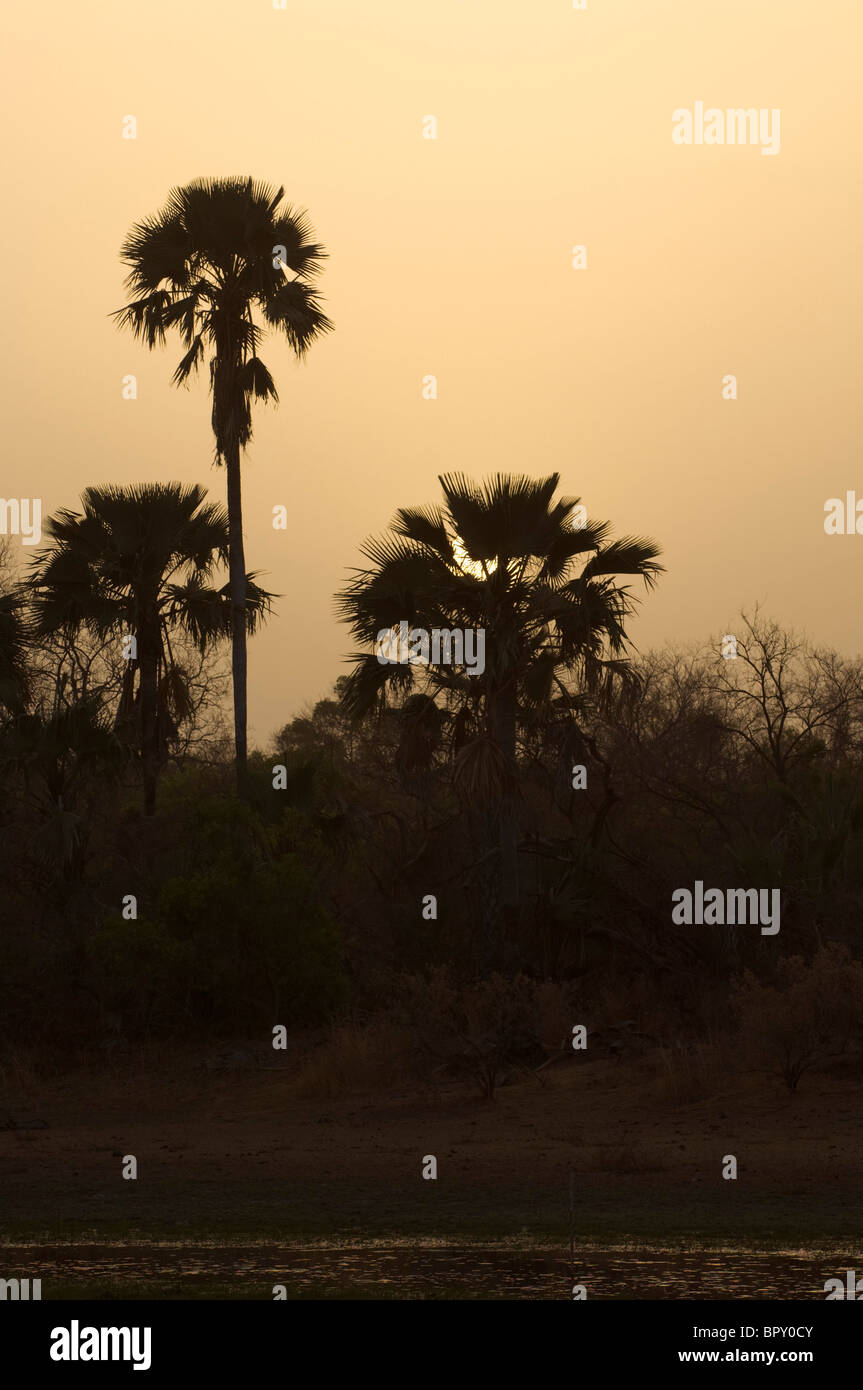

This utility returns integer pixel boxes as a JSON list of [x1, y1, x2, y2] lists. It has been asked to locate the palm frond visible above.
[[581, 536, 665, 587]]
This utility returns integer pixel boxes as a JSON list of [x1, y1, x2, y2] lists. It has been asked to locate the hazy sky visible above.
[[3, 0, 860, 746]]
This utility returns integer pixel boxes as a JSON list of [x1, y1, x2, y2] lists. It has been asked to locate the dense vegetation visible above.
[[2, 179, 860, 1089], [3, 469, 863, 1095]]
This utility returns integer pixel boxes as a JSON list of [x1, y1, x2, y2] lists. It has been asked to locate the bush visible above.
[[88, 792, 346, 1034], [732, 943, 863, 1091], [397, 969, 543, 1099]]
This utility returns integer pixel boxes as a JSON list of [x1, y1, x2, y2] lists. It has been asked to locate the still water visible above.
[[0, 1245, 844, 1299]]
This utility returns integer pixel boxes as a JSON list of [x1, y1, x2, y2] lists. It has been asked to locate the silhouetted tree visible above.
[[337, 472, 662, 958], [113, 177, 332, 789], [30, 482, 271, 813]]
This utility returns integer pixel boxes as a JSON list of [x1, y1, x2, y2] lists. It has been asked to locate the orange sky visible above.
[[2, 0, 860, 746]]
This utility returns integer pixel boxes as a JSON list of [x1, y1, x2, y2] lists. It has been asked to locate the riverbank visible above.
[[2, 1044, 860, 1254]]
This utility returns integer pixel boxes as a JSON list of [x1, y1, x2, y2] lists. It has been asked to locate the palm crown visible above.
[[30, 482, 271, 812], [112, 177, 332, 457], [338, 471, 664, 722]]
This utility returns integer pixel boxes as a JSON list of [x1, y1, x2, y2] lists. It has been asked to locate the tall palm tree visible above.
[[336, 472, 663, 957], [112, 177, 332, 789], [30, 482, 272, 814]]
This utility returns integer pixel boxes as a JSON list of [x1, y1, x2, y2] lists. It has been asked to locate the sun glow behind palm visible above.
[[451, 539, 497, 581]]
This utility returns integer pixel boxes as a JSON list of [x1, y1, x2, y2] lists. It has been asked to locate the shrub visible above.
[[88, 792, 345, 1034], [397, 969, 541, 1099], [732, 943, 863, 1091]]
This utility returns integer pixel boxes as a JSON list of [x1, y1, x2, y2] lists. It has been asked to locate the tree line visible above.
[[1, 176, 861, 1081]]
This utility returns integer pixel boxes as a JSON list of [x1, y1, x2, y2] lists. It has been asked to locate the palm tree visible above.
[[112, 177, 332, 789], [30, 482, 272, 814], [0, 590, 31, 715], [336, 472, 663, 958]]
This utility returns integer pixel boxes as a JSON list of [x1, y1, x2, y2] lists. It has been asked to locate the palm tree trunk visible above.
[[138, 610, 159, 816], [225, 438, 248, 792], [494, 681, 519, 906], [488, 680, 519, 961]]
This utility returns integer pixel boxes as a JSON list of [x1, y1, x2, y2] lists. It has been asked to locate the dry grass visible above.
[[531, 980, 581, 1053], [651, 1041, 730, 1106], [287, 1017, 415, 1100], [0, 1046, 44, 1099]]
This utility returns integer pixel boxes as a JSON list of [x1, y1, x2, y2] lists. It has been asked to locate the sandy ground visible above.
[[1, 1046, 861, 1248]]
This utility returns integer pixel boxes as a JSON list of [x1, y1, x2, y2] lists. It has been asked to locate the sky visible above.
[[2, 0, 861, 747]]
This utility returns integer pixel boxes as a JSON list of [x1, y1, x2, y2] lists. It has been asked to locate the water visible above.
[[0, 1244, 845, 1299]]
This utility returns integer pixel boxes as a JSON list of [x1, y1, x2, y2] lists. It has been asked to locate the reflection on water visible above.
[[0, 1245, 842, 1299]]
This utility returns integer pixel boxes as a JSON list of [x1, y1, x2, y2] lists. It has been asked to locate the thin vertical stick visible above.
[[568, 1167, 575, 1292]]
